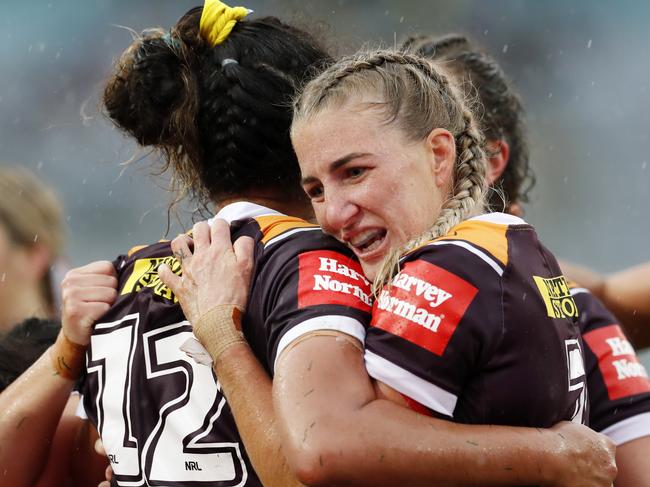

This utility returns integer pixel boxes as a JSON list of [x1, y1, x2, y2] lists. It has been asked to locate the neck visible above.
[[216, 193, 315, 223]]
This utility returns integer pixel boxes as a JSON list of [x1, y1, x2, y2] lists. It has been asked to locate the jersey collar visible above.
[[210, 201, 282, 224], [468, 212, 527, 226]]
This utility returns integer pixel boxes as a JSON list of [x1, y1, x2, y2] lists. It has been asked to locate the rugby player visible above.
[[163, 49, 617, 486], [408, 33, 650, 486]]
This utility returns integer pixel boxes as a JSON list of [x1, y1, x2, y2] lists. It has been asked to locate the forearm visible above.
[[614, 436, 650, 487], [602, 263, 650, 349], [0, 347, 77, 487], [313, 399, 567, 486], [211, 343, 304, 487], [275, 336, 576, 487]]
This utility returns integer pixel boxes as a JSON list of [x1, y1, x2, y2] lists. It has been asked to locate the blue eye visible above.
[[305, 185, 323, 200]]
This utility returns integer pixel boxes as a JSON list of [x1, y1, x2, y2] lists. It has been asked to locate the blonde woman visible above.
[[0, 165, 65, 331]]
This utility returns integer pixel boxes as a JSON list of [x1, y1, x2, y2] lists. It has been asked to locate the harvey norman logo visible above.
[[374, 271, 453, 332], [298, 251, 372, 311], [606, 336, 649, 380], [391, 272, 453, 308], [371, 260, 478, 357], [582, 324, 650, 400], [313, 256, 373, 307]]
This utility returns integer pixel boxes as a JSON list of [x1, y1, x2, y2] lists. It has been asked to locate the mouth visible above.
[[346, 229, 388, 259]]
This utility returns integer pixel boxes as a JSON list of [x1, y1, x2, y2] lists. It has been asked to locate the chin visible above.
[[360, 261, 378, 282]]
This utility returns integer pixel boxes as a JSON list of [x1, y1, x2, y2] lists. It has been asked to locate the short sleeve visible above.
[[576, 288, 650, 444], [364, 246, 504, 418], [257, 247, 373, 374]]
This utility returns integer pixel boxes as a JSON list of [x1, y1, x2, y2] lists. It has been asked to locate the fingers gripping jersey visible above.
[[572, 285, 650, 444], [365, 213, 588, 427], [80, 203, 371, 486]]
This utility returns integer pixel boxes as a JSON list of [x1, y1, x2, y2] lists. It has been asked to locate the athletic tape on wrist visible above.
[[49, 331, 86, 380], [193, 304, 246, 361]]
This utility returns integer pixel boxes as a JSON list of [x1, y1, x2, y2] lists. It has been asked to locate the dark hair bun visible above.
[[104, 35, 186, 146]]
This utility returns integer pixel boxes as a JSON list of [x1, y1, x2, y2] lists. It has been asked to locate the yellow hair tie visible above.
[[200, 0, 251, 47]]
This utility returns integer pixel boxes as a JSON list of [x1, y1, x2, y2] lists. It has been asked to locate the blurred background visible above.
[[1, 0, 648, 356]]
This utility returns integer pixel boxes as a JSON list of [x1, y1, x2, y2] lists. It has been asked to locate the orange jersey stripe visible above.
[[255, 215, 318, 244]]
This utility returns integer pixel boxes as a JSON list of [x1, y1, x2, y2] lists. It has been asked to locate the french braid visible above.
[[293, 49, 488, 292]]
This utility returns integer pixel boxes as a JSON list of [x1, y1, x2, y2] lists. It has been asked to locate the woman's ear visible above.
[[426, 128, 456, 189], [486, 139, 510, 185]]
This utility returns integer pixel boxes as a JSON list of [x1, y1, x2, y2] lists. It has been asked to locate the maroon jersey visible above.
[[365, 213, 587, 427], [572, 285, 650, 444], [80, 202, 371, 486]]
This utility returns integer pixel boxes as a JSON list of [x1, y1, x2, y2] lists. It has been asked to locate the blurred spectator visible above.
[[0, 165, 66, 332]]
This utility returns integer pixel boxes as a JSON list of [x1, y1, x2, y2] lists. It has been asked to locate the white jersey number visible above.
[[565, 339, 588, 424], [87, 313, 248, 486]]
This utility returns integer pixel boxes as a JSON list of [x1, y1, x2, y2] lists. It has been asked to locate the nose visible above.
[[319, 191, 360, 237]]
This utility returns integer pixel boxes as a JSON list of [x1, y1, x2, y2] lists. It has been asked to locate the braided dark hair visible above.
[[104, 7, 331, 206], [402, 34, 534, 209], [293, 49, 488, 290]]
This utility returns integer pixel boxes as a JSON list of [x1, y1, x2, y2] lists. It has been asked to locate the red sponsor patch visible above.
[[371, 260, 478, 356], [297, 250, 372, 312], [582, 324, 650, 400]]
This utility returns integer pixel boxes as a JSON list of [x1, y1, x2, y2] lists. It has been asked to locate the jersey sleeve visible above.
[[255, 245, 373, 374], [364, 244, 504, 419], [575, 288, 650, 444]]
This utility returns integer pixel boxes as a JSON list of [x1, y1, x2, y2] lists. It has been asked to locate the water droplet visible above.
[[1, 273, 5, 282], [587, 39, 592, 48], [399, 16, 404, 23], [502, 44, 508, 53], [483, 29, 489, 35], [642, 161, 647, 170], [548, 93, 553, 98], [34, 234, 39, 243]]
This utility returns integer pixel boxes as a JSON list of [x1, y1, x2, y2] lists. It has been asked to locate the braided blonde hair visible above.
[[292, 49, 488, 292]]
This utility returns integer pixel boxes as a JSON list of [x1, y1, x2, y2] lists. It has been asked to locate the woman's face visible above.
[[293, 100, 455, 280]]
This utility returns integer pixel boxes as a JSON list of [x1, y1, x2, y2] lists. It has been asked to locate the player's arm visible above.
[[273, 332, 616, 487], [0, 261, 116, 487], [561, 260, 650, 349], [160, 221, 303, 487], [163, 224, 615, 487], [615, 436, 650, 487], [33, 394, 107, 487], [578, 289, 650, 486]]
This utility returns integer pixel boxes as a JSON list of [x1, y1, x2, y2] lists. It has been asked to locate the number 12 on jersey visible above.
[[87, 313, 249, 486]]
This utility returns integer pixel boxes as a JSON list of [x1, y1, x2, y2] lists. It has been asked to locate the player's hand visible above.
[[159, 220, 254, 324], [546, 422, 616, 487], [94, 438, 113, 487], [60, 260, 118, 346]]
